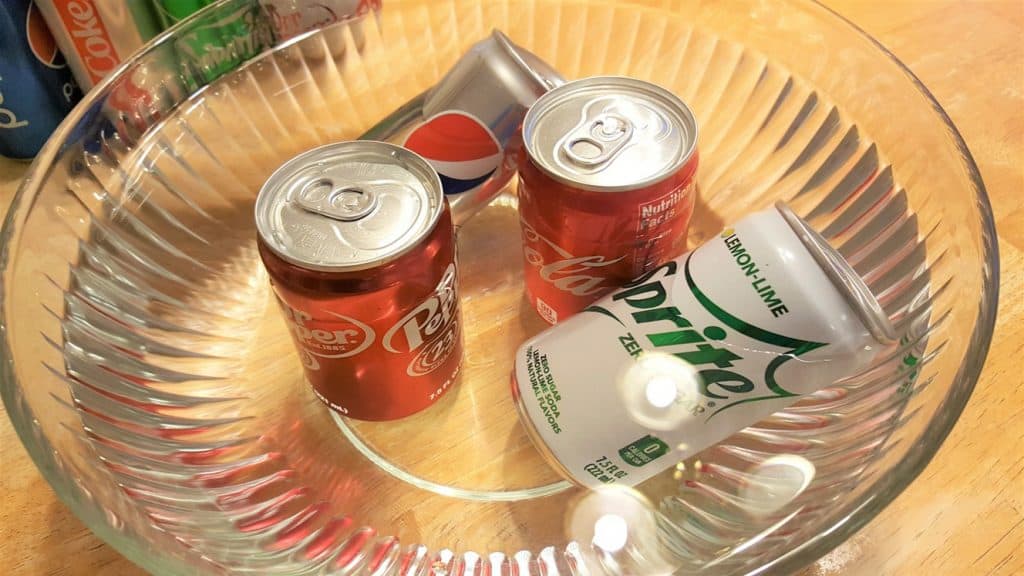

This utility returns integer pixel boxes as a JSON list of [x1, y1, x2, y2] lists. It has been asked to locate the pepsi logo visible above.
[[404, 112, 502, 196], [26, 1, 65, 69]]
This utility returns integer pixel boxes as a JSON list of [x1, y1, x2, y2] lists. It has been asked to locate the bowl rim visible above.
[[756, 2, 999, 573], [0, 0, 1000, 574]]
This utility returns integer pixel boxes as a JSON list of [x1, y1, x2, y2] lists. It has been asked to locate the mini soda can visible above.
[[261, 0, 380, 41], [0, 0, 82, 159], [35, 0, 161, 89], [512, 202, 896, 488], [359, 29, 564, 225], [517, 76, 699, 325], [256, 141, 463, 421]]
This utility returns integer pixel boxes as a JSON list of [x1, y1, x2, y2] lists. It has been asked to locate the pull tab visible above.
[[295, 178, 379, 221], [561, 113, 634, 167]]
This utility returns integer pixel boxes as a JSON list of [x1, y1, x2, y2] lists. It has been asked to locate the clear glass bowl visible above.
[[0, 1, 998, 574]]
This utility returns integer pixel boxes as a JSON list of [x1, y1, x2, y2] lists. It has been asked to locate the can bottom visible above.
[[311, 373, 458, 422]]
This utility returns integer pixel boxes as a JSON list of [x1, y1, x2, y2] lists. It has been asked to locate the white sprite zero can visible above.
[[512, 202, 897, 488]]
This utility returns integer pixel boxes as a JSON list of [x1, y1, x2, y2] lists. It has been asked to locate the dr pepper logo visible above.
[[383, 262, 459, 376], [279, 301, 375, 371]]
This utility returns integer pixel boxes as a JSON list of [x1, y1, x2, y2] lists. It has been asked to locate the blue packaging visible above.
[[0, 0, 81, 159]]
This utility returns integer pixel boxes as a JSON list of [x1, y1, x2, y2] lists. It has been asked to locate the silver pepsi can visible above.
[[360, 29, 564, 224]]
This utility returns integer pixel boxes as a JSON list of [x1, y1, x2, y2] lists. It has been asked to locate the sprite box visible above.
[[154, 0, 274, 88], [512, 202, 896, 488]]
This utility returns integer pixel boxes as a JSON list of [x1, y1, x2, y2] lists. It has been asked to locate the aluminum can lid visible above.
[[523, 76, 697, 192], [776, 201, 897, 344], [255, 141, 444, 272]]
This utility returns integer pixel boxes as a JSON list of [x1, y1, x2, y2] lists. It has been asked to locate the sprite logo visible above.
[[585, 231, 828, 419]]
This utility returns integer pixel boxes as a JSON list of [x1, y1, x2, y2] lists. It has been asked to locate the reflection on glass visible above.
[[646, 375, 680, 408], [568, 486, 679, 574], [592, 513, 629, 553], [619, 351, 702, 431], [741, 454, 816, 516], [673, 457, 704, 482]]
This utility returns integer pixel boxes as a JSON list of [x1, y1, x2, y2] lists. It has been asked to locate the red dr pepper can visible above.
[[256, 141, 462, 421], [518, 76, 699, 324]]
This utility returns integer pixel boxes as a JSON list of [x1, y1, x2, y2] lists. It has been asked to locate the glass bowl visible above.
[[0, 0, 998, 574]]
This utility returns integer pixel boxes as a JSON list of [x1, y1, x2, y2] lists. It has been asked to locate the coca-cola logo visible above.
[[383, 262, 459, 376], [55, 0, 118, 84], [521, 220, 624, 296]]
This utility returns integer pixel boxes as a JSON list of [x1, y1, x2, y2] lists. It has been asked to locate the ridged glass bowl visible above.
[[1, 0, 997, 574]]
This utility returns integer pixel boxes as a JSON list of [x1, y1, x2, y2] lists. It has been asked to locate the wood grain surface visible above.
[[1, 1, 1021, 574]]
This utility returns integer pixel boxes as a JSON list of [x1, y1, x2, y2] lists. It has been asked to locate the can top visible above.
[[255, 141, 444, 272], [775, 202, 897, 344], [522, 76, 698, 192]]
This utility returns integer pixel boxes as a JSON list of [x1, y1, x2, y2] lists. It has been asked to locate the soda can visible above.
[[256, 141, 463, 421], [0, 0, 82, 159], [512, 202, 896, 488], [35, 0, 161, 89], [517, 76, 700, 325], [261, 0, 380, 42], [360, 29, 564, 225]]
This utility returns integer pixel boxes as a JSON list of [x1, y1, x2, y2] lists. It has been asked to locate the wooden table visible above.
[[1, 1, 1021, 574]]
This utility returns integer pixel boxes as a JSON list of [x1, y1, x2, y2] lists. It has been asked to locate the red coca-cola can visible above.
[[517, 76, 699, 324], [256, 141, 462, 421]]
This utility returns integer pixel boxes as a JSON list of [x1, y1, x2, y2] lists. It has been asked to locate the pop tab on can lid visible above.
[[255, 141, 444, 272], [523, 76, 698, 192], [775, 202, 897, 344]]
